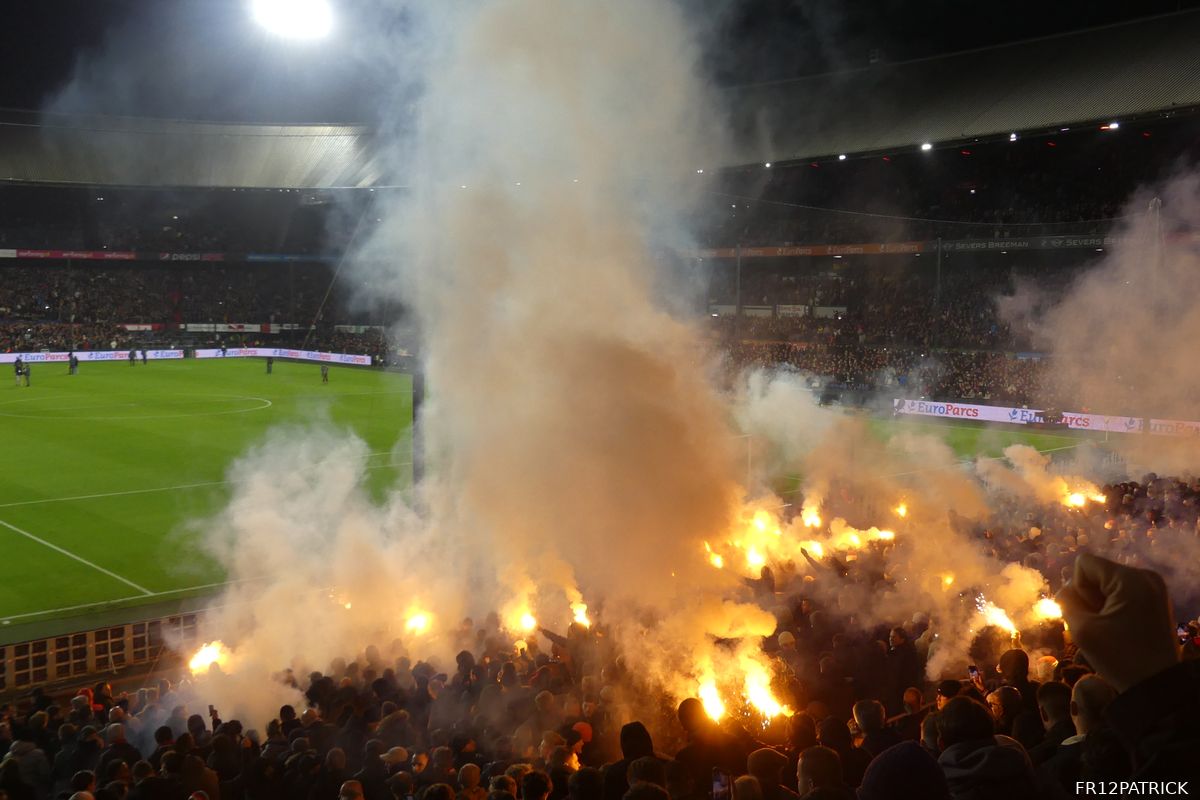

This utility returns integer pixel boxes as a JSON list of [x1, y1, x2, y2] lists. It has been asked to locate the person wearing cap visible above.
[[746, 748, 797, 800], [935, 680, 962, 711], [382, 747, 410, 774]]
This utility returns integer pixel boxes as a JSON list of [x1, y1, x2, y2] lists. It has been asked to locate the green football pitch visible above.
[[0, 359, 413, 629], [0, 360, 1093, 632]]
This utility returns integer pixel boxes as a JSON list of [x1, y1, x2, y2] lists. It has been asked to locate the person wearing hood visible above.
[[673, 699, 753, 793], [936, 696, 1037, 800], [855, 741, 950, 800], [745, 749, 797, 800], [602, 722, 654, 800], [4, 727, 52, 799], [0, 756, 37, 800]]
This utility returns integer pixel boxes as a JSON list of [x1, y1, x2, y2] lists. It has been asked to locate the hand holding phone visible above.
[[712, 769, 731, 800]]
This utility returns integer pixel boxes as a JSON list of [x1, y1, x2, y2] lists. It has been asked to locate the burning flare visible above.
[[801, 505, 822, 529], [571, 602, 591, 628], [188, 641, 229, 675], [744, 664, 792, 719], [520, 613, 538, 632], [1034, 598, 1063, 620], [894, 503, 908, 518], [405, 611, 431, 635], [699, 681, 726, 721], [976, 599, 1017, 634]]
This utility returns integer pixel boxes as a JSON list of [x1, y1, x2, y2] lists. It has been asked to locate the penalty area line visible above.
[[0, 519, 152, 596], [0, 458, 413, 509], [0, 576, 272, 624]]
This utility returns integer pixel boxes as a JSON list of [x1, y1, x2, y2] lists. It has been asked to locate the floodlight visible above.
[[252, 0, 333, 40]]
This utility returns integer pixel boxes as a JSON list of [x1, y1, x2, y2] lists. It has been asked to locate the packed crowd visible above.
[[0, 187, 377, 257], [0, 264, 340, 327], [2, 470, 1199, 800]]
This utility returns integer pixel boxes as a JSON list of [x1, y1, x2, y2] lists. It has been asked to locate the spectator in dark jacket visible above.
[[936, 697, 1037, 800]]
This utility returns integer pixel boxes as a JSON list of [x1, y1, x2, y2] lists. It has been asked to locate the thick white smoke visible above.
[[176, 1, 1195, 730]]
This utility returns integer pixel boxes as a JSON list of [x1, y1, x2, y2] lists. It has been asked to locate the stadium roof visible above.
[[0, 10, 1197, 188], [724, 9, 1200, 166], [0, 109, 384, 189]]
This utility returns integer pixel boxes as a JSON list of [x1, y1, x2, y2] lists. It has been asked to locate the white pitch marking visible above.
[[0, 459, 412, 508], [0, 519, 153, 595], [0, 577, 269, 623]]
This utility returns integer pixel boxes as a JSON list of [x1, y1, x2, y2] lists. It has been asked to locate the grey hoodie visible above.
[[5, 739, 53, 799], [937, 734, 1036, 800]]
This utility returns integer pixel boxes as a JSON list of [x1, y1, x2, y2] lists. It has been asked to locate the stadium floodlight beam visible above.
[[838, 154, 847, 161], [252, 0, 334, 40], [920, 142, 933, 151]]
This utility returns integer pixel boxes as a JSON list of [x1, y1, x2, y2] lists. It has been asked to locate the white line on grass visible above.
[[0, 519, 153, 596], [0, 458, 412, 508], [0, 577, 269, 623]]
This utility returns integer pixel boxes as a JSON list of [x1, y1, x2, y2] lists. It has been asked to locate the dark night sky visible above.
[[0, 0, 1196, 123]]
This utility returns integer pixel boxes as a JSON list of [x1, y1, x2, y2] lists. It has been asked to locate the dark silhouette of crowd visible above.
[[2, 487, 1198, 800]]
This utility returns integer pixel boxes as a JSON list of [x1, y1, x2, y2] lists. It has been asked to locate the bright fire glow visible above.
[[744, 665, 792, 718], [1065, 493, 1087, 508], [977, 599, 1017, 633], [894, 503, 908, 518], [704, 541, 724, 569], [520, 613, 538, 632], [251, 0, 334, 40], [699, 681, 725, 721], [1034, 598, 1063, 620], [941, 574, 955, 588], [746, 547, 766, 569], [801, 507, 822, 528], [802, 541, 824, 558], [876, 529, 896, 541], [189, 642, 228, 675], [571, 602, 591, 628], [405, 612, 431, 634]]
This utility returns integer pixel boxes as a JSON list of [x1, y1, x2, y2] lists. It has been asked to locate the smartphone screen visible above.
[[712, 769, 731, 800], [968, 666, 979, 678]]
